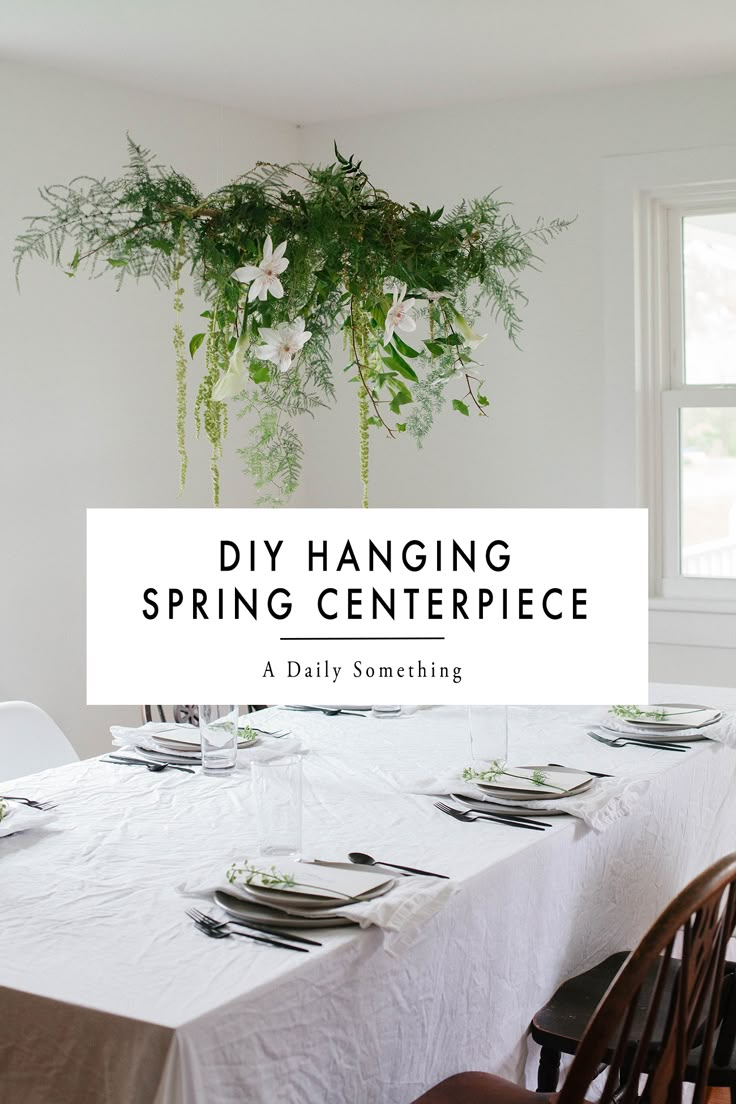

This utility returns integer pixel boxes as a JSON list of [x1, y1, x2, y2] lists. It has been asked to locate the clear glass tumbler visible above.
[[468, 705, 509, 763], [199, 704, 239, 774], [252, 754, 303, 857]]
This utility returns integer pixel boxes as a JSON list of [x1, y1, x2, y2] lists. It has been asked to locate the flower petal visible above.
[[398, 316, 417, 333], [212, 368, 247, 401], [271, 257, 289, 275], [272, 240, 288, 261], [248, 278, 263, 302], [232, 265, 261, 283], [269, 277, 284, 299], [262, 235, 273, 261], [258, 327, 281, 345], [255, 345, 279, 363]]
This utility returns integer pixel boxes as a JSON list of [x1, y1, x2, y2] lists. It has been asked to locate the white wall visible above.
[[297, 73, 736, 688], [0, 60, 298, 758], [4, 64, 735, 763]]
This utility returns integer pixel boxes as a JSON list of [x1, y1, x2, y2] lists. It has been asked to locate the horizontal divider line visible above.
[[279, 636, 446, 641]]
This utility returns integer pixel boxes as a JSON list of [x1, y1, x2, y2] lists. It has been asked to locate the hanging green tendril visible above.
[[172, 230, 188, 494]]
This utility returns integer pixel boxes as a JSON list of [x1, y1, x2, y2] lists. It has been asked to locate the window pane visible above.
[[680, 407, 736, 578], [683, 213, 736, 384]]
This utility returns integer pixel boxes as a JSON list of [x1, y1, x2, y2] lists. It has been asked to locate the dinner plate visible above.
[[471, 766, 593, 800], [154, 734, 260, 751], [236, 875, 395, 912], [599, 723, 710, 744], [610, 704, 721, 730], [135, 746, 203, 764], [214, 890, 356, 929]]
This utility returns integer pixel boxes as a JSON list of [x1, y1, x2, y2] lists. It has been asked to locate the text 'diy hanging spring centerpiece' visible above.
[[15, 140, 571, 505]]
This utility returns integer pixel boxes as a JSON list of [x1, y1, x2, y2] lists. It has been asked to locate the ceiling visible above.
[[3, 0, 736, 125]]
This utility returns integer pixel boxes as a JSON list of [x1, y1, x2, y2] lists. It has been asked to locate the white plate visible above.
[[470, 765, 593, 800], [599, 723, 710, 744], [610, 704, 721, 730], [214, 890, 356, 929], [238, 876, 394, 912]]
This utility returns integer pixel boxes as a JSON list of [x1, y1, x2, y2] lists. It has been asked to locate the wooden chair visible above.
[[141, 705, 267, 724], [412, 852, 736, 1104], [530, 953, 736, 1094]]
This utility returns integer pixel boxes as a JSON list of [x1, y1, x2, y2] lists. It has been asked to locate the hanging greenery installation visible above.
[[15, 138, 571, 505]]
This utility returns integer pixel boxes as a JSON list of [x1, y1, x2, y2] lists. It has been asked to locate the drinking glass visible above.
[[468, 705, 509, 763], [199, 704, 239, 774], [252, 754, 303, 857]]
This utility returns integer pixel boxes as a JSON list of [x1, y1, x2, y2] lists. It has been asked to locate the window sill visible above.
[[650, 597, 736, 616]]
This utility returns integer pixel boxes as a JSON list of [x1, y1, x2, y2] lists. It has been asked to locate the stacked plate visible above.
[[134, 723, 259, 765], [453, 764, 594, 818], [214, 863, 396, 930], [601, 703, 721, 744]]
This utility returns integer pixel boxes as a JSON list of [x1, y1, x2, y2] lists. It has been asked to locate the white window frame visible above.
[[638, 182, 736, 604]]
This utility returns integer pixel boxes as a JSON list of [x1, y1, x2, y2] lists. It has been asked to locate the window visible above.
[[645, 190, 736, 602]]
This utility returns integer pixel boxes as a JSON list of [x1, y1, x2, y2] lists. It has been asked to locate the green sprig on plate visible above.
[[462, 760, 568, 793]]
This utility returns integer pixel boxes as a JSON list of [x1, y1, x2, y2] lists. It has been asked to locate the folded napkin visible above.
[[110, 722, 307, 764], [389, 768, 649, 833], [0, 801, 56, 839], [178, 859, 455, 954], [604, 710, 736, 748]]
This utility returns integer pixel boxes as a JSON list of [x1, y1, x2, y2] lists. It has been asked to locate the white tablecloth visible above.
[[2, 684, 736, 1104]]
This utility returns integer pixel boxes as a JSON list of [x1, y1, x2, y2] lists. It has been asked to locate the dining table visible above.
[[2, 683, 736, 1104]]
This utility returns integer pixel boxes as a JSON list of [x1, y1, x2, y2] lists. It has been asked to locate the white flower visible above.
[[416, 288, 453, 302], [255, 317, 311, 373], [232, 235, 289, 302], [212, 363, 248, 401], [211, 333, 251, 401], [383, 283, 417, 346], [454, 312, 487, 351]]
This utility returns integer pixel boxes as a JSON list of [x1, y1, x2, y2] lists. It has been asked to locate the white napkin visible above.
[[604, 709, 736, 748], [110, 722, 307, 763], [178, 860, 456, 954], [0, 801, 56, 839], [389, 768, 650, 832]]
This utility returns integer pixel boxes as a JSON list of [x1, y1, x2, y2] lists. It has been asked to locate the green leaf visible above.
[[189, 333, 206, 359], [392, 333, 420, 358], [477, 393, 490, 407], [107, 258, 127, 267], [452, 399, 470, 416], [381, 350, 418, 382], [424, 340, 446, 358], [388, 385, 413, 415], [396, 422, 407, 432], [249, 362, 271, 384]]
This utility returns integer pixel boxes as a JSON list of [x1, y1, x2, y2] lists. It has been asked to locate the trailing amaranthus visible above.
[[15, 138, 571, 504]]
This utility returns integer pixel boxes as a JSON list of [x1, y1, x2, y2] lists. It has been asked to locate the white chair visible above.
[[0, 701, 78, 782]]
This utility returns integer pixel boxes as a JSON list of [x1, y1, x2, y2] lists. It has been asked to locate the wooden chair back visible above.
[[559, 852, 736, 1104]]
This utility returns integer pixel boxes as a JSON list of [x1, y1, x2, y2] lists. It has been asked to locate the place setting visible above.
[[107, 705, 307, 776], [180, 851, 455, 953], [586, 703, 736, 752], [0, 794, 58, 839]]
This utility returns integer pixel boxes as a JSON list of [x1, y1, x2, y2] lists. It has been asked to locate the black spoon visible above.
[[104, 755, 195, 775], [348, 851, 448, 879]]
